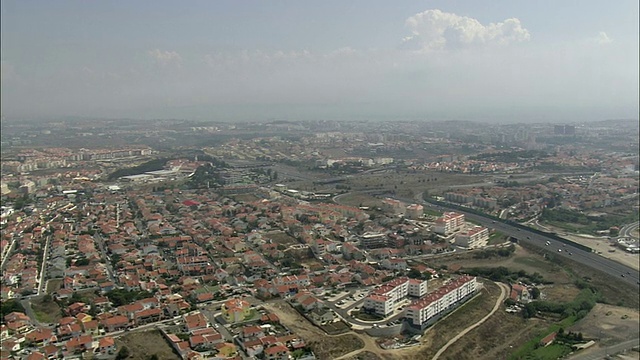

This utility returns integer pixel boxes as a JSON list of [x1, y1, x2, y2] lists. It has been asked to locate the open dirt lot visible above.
[[570, 304, 640, 346], [115, 329, 180, 360], [263, 301, 365, 359]]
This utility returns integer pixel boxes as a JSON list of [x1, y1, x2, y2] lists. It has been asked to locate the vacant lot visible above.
[[441, 304, 549, 360], [264, 230, 299, 247], [334, 193, 383, 208], [263, 300, 364, 359], [31, 296, 62, 324], [115, 329, 180, 360], [570, 304, 640, 346], [429, 245, 574, 288]]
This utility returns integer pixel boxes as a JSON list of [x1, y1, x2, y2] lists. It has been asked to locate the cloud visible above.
[[147, 49, 183, 67], [592, 31, 613, 45], [402, 9, 530, 51]]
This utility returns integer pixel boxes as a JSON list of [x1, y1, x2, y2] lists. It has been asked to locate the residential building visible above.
[[221, 298, 252, 323], [433, 212, 465, 235], [455, 226, 489, 248], [405, 276, 477, 329]]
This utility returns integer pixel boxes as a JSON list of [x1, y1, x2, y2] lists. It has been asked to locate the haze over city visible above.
[[1, 0, 638, 122]]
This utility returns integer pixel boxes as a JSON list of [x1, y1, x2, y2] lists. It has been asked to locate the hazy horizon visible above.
[[1, 1, 638, 123]]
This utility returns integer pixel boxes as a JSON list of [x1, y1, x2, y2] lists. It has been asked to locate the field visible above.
[[264, 230, 299, 247], [31, 296, 62, 324], [570, 304, 640, 346], [115, 329, 180, 360], [333, 192, 384, 208], [441, 309, 550, 360]]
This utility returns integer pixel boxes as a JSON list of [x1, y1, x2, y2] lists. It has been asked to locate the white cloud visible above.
[[147, 49, 183, 67], [403, 9, 530, 51], [592, 31, 613, 45]]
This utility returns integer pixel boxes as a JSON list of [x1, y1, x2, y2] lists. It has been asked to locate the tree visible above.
[[530, 287, 541, 299], [115, 346, 130, 360]]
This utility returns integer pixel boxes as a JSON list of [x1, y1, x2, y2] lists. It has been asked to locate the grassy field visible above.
[[507, 316, 577, 360], [487, 231, 508, 245], [115, 329, 180, 360], [31, 296, 62, 323]]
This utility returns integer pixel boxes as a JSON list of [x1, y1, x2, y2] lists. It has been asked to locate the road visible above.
[[431, 283, 508, 360], [619, 222, 639, 241], [566, 338, 640, 360], [93, 233, 117, 284], [37, 235, 51, 295], [403, 198, 640, 289]]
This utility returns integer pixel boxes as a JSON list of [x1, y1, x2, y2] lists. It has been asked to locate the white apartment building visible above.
[[405, 276, 477, 329], [433, 212, 465, 235], [363, 277, 428, 316], [455, 226, 489, 248]]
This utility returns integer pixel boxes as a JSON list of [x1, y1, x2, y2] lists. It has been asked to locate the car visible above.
[[621, 274, 625, 277], [558, 249, 562, 252], [568, 252, 572, 256]]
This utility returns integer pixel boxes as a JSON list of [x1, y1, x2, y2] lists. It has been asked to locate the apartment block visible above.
[[405, 276, 477, 329], [455, 226, 489, 248], [433, 212, 465, 235]]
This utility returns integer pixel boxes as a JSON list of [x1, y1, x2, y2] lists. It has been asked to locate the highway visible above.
[[411, 199, 640, 288]]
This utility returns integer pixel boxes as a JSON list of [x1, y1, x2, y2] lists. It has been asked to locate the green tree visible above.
[[530, 287, 541, 299], [115, 346, 130, 360]]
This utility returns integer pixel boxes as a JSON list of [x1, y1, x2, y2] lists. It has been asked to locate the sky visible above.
[[1, 1, 638, 122]]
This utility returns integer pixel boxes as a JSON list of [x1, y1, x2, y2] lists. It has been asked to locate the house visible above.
[[95, 336, 116, 354], [264, 344, 290, 360], [183, 311, 209, 333], [241, 325, 264, 340], [82, 320, 100, 336], [221, 298, 252, 323], [100, 315, 130, 332], [25, 352, 47, 360], [57, 323, 83, 341], [25, 328, 56, 346], [309, 308, 334, 324], [134, 308, 163, 325], [215, 342, 237, 358], [510, 284, 530, 303], [65, 334, 94, 353], [539, 332, 557, 347], [42, 344, 61, 359], [189, 332, 223, 350]]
